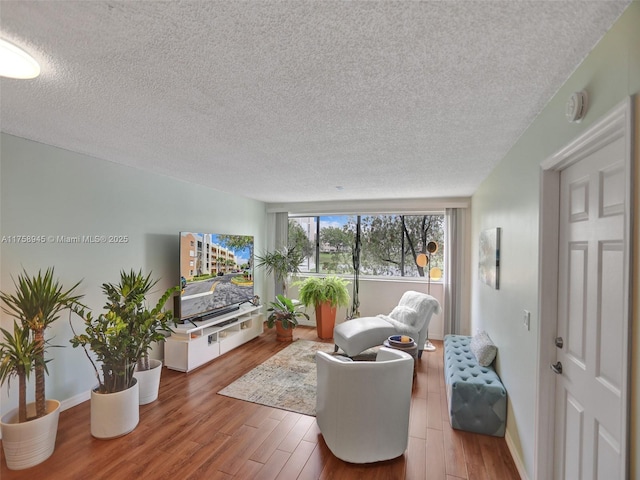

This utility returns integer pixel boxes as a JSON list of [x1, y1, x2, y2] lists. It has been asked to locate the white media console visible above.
[[164, 304, 263, 372]]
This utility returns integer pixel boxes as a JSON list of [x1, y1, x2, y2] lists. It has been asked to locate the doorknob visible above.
[[551, 362, 563, 374], [555, 337, 564, 348]]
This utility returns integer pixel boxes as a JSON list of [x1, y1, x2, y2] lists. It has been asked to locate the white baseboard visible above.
[[60, 390, 90, 412], [505, 430, 529, 480]]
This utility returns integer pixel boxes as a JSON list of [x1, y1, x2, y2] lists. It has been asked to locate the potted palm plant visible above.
[[0, 268, 82, 470], [70, 269, 176, 437], [266, 294, 309, 342], [296, 276, 350, 340], [255, 246, 303, 297]]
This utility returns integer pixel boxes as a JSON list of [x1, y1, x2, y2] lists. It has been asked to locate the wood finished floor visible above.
[[1, 326, 520, 479]]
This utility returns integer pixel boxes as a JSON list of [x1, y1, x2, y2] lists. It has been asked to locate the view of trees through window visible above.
[[288, 214, 445, 278]]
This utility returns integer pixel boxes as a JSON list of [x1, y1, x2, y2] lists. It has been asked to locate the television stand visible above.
[[165, 304, 263, 372]]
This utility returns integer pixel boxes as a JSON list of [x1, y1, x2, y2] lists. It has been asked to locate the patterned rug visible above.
[[218, 340, 334, 416]]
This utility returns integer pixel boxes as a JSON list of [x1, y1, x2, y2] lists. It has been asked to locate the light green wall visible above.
[[0, 133, 267, 415], [471, 2, 640, 478]]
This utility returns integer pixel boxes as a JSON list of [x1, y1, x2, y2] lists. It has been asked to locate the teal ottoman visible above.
[[443, 334, 507, 437]]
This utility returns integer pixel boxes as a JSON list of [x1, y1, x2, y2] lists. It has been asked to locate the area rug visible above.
[[218, 340, 334, 416]]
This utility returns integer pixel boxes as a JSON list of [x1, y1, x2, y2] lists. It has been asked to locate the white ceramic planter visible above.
[[134, 358, 163, 405], [1, 399, 61, 470], [90, 378, 139, 439]]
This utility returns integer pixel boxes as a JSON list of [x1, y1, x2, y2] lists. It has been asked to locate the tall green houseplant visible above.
[[0, 269, 83, 470], [70, 269, 177, 393], [103, 270, 178, 372], [0, 268, 82, 421]]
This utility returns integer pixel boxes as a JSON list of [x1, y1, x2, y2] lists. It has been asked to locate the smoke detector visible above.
[[566, 90, 588, 123]]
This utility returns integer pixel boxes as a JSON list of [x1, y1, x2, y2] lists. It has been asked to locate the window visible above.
[[318, 216, 356, 274], [289, 213, 444, 278], [288, 217, 316, 272]]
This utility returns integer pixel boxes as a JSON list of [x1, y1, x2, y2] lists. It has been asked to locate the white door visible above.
[[553, 132, 629, 479]]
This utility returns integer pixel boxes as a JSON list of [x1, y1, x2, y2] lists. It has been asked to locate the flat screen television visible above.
[[179, 232, 254, 322]]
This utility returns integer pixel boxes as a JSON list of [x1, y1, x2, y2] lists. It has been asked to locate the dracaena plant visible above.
[[0, 268, 83, 422]]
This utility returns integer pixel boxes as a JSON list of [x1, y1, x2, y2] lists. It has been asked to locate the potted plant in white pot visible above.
[[125, 270, 178, 405], [296, 276, 350, 340], [0, 268, 82, 470], [69, 269, 176, 437]]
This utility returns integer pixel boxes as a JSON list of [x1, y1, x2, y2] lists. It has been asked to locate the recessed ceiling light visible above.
[[0, 38, 41, 79], [335, 186, 344, 191]]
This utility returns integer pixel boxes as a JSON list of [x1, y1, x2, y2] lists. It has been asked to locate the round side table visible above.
[[383, 338, 418, 380]]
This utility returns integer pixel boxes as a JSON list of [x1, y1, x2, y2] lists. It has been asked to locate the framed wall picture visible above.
[[479, 227, 500, 289]]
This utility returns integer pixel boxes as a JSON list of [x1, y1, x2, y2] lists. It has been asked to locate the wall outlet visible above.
[[523, 310, 530, 331]]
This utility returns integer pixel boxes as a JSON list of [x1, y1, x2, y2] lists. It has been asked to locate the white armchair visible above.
[[315, 347, 414, 463]]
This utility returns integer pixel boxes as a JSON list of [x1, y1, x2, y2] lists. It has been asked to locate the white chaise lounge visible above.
[[333, 290, 442, 358]]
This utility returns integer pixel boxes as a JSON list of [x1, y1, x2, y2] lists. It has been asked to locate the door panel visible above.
[[595, 422, 620, 479], [600, 162, 625, 216], [563, 392, 584, 480], [570, 177, 590, 221], [597, 242, 624, 395], [567, 243, 587, 364]]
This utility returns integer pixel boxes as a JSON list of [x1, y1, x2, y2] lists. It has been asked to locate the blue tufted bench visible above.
[[443, 334, 507, 437]]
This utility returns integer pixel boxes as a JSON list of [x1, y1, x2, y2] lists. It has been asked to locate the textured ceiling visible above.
[[0, 1, 631, 203]]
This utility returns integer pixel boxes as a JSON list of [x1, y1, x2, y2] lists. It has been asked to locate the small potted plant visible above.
[[266, 294, 309, 342], [255, 246, 303, 297], [70, 269, 177, 438], [0, 268, 82, 470], [296, 276, 350, 340]]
